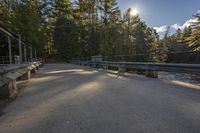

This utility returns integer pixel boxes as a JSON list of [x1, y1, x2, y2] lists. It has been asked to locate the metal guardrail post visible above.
[[34, 48, 37, 60], [18, 35, 22, 63], [24, 45, 27, 62], [8, 36, 12, 64], [30, 46, 33, 62], [1, 27, 37, 64]]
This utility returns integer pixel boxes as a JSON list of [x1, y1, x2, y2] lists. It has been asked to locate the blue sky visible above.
[[117, 0, 200, 28]]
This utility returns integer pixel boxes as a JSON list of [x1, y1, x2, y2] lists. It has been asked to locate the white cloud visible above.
[[153, 9, 199, 38], [172, 18, 198, 30], [171, 24, 181, 30], [153, 26, 168, 33], [154, 18, 198, 38]]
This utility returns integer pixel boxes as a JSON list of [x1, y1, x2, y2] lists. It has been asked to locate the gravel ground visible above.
[[0, 64, 200, 133]]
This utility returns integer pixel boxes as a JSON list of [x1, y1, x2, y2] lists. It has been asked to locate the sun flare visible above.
[[130, 8, 139, 16]]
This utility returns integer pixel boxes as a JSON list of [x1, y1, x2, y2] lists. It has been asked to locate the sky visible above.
[[117, 0, 200, 30]]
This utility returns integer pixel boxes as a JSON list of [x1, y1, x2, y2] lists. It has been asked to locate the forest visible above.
[[0, 0, 200, 63]]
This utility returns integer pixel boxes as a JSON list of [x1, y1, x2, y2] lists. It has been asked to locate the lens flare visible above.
[[131, 9, 139, 16]]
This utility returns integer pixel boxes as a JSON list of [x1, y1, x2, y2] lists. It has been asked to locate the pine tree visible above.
[[0, 0, 10, 27], [186, 12, 200, 51], [53, 0, 76, 59], [0, 0, 171, 62], [98, 0, 120, 26], [87, 0, 101, 57], [180, 26, 192, 44], [10, 1, 47, 48], [122, 8, 135, 55], [176, 27, 192, 51], [98, 0, 121, 56]]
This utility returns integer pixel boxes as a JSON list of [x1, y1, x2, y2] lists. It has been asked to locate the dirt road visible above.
[[0, 64, 200, 133]]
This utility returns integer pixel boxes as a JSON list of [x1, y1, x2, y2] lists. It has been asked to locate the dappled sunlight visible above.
[[49, 77, 105, 101], [106, 73, 117, 78], [76, 70, 98, 75], [30, 76, 63, 84], [1, 63, 200, 133], [45, 69, 98, 75], [169, 80, 200, 90], [0, 76, 105, 131], [46, 69, 84, 74], [74, 81, 100, 93]]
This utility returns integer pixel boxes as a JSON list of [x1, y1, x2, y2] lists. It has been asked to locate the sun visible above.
[[130, 8, 139, 16]]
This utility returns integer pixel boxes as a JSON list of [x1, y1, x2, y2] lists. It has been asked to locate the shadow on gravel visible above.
[[0, 80, 29, 117], [0, 98, 15, 117], [0, 100, 7, 116]]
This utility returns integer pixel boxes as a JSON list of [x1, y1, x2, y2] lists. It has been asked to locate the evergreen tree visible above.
[[53, 0, 78, 59], [186, 12, 200, 51], [98, 0, 120, 26], [10, 1, 47, 48], [98, 0, 121, 56], [87, 0, 101, 57], [0, 0, 176, 62], [0, 0, 10, 27]]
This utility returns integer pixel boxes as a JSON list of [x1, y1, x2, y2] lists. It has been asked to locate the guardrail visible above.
[[0, 26, 39, 64], [0, 61, 42, 99], [0, 56, 9, 64], [73, 60, 200, 77]]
